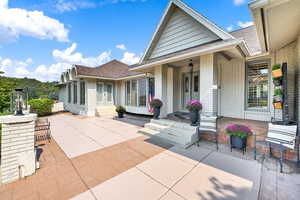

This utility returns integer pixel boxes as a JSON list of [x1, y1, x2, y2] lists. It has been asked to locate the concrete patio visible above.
[[0, 113, 299, 200]]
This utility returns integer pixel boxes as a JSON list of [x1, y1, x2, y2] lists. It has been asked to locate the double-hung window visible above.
[[125, 78, 149, 107], [246, 61, 269, 110], [73, 81, 77, 104]]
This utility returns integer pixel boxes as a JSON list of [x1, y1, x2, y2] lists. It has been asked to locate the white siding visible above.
[[149, 8, 219, 59]]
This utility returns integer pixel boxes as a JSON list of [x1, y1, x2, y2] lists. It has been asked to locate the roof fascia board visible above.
[[76, 73, 147, 81], [140, 0, 234, 62], [132, 39, 245, 71]]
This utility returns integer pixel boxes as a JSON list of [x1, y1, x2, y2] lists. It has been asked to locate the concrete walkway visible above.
[[49, 113, 141, 158]]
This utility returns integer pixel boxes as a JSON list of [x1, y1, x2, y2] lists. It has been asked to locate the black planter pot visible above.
[[189, 110, 199, 126], [153, 107, 161, 119], [117, 112, 124, 118], [230, 135, 247, 154]]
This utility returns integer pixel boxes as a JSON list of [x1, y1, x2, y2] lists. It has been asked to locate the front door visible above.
[[182, 72, 199, 109], [97, 82, 113, 105]]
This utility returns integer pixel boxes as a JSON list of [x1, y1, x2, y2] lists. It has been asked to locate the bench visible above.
[[254, 122, 298, 173], [197, 115, 219, 150]]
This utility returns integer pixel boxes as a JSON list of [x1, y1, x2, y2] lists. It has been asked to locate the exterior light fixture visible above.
[[11, 88, 27, 116]]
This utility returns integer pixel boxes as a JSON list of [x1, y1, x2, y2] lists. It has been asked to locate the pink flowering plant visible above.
[[186, 100, 203, 111], [150, 99, 163, 108], [225, 124, 253, 138]]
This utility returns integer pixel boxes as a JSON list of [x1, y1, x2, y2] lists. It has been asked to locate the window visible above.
[[80, 81, 85, 105], [194, 74, 199, 92], [246, 61, 269, 110], [131, 80, 137, 106], [97, 82, 103, 103], [184, 76, 189, 92], [125, 81, 130, 105], [68, 83, 71, 103], [138, 79, 147, 106], [125, 78, 150, 107], [73, 82, 77, 104]]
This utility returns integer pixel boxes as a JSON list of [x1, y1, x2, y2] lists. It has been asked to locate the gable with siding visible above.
[[148, 7, 220, 59]]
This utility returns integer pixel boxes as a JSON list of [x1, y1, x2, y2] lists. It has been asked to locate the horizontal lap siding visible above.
[[149, 8, 219, 59]]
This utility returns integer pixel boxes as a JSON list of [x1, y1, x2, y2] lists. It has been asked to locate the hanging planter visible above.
[[186, 100, 202, 126], [273, 102, 282, 109], [272, 64, 283, 78], [273, 77, 282, 86]]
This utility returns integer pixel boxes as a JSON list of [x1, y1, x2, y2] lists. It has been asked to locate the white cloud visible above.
[[54, 0, 96, 13], [0, 0, 69, 42], [53, 42, 111, 66], [121, 52, 140, 65], [226, 25, 234, 32], [25, 58, 33, 64], [116, 44, 127, 50], [233, 0, 245, 6], [237, 21, 254, 28]]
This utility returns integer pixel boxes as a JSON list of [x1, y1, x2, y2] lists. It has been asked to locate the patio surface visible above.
[[0, 113, 299, 200]]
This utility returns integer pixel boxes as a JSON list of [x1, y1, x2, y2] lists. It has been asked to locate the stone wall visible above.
[[0, 114, 37, 184]]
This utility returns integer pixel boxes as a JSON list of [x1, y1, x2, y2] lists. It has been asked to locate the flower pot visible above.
[[117, 112, 124, 118], [153, 107, 161, 119], [272, 69, 282, 78], [273, 102, 282, 109], [273, 78, 282, 86], [230, 135, 247, 151], [273, 95, 282, 102], [189, 110, 199, 126]]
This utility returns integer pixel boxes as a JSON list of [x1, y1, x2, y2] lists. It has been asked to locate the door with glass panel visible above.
[[97, 82, 113, 105], [182, 72, 200, 109]]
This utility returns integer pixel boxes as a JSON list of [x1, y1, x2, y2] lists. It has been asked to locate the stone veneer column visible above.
[[0, 114, 37, 184], [200, 53, 218, 116]]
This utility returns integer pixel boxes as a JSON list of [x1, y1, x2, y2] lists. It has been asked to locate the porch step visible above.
[[138, 119, 198, 148]]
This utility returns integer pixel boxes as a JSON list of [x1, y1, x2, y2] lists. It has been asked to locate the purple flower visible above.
[[186, 100, 203, 111], [225, 124, 253, 138]]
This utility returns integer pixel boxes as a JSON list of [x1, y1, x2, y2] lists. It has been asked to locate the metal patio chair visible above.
[[35, 118, 51, 143], [197, 115, 219, 150], [254, 122, 299, 173]]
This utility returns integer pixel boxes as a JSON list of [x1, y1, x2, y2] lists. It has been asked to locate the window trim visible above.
[[245, 60, 271, 112]]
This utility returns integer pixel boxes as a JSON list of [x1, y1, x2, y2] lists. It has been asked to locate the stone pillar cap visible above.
[[0, 113, 37, 124]]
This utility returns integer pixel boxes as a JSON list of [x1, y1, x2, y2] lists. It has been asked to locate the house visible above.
[[58, 0, 300, 123]]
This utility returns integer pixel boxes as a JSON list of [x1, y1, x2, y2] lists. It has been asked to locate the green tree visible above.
[[0, 78, 16, 113]]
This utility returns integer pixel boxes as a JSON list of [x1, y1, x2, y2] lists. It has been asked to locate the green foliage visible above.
[[0, 76, 59, 113], [28, 98, 54, 116], [115, 106, 126, 113], [274, 88, 282, 96], [272, 64, 281, 71]]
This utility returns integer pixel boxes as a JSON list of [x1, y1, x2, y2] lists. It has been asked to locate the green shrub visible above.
[[28, 98, 54, 116], [272, 64, 281, 71], [115, 106, 126, 113]]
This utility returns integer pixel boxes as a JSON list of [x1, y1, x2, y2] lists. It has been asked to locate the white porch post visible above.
[[154, 65, 168, 117], [297, 35, 300, 122], [86, 79, 97, 116], [167, 67, 174, 114], [200, 53, 218, 116]]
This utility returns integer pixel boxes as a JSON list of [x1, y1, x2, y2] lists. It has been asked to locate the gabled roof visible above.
[[140, 0, 234, 62], [75, 60, 143, 79], [230, 25, 261, 55]]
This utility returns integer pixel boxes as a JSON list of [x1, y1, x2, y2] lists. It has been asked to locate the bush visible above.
[[28, 98, 54, 116], [115, 106, 126, 113], [272, 64, 281, 71], [225, 124, 253, 138], [149, 99, 163, 108], [186, 100, 203, 111]]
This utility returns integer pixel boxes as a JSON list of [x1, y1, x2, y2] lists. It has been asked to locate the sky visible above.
[[0, 0, 253, 82]]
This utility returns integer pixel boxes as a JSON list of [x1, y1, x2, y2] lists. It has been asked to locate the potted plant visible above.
[[115, 106, 126, 118], [150, 99, 163, 119], [186, 100, 203, 126], [225, 124, 253, 153], [272, 64, 282, 78], [273, 88, 283, 109], [273, 77, 282, 86]]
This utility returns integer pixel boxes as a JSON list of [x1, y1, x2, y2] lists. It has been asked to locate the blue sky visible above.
[[0, 0, 253, 82]]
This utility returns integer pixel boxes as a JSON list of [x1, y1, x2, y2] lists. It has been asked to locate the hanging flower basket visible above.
[[186, 100, 202, 126], [273, 88, 283, 102], [272, 64, 282, 78]]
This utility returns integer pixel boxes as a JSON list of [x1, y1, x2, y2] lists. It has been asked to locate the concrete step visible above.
[[138, 128, 160, 137], [150, 119, 197, 132], [144, 123, 168, 131]]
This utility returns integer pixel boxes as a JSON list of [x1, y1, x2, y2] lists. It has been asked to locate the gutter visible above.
[[75, 73, 147, 81]]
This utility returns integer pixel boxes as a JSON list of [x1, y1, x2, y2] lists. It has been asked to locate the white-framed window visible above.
[[125, 78, 150, 107], [68, 83, 71, 103], [246, 61, 269, 110], [73, 81, 77, 104], [80, 81, 85, 105]]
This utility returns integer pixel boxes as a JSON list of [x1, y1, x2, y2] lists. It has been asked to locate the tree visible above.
[[0, 78, 16, 113]]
